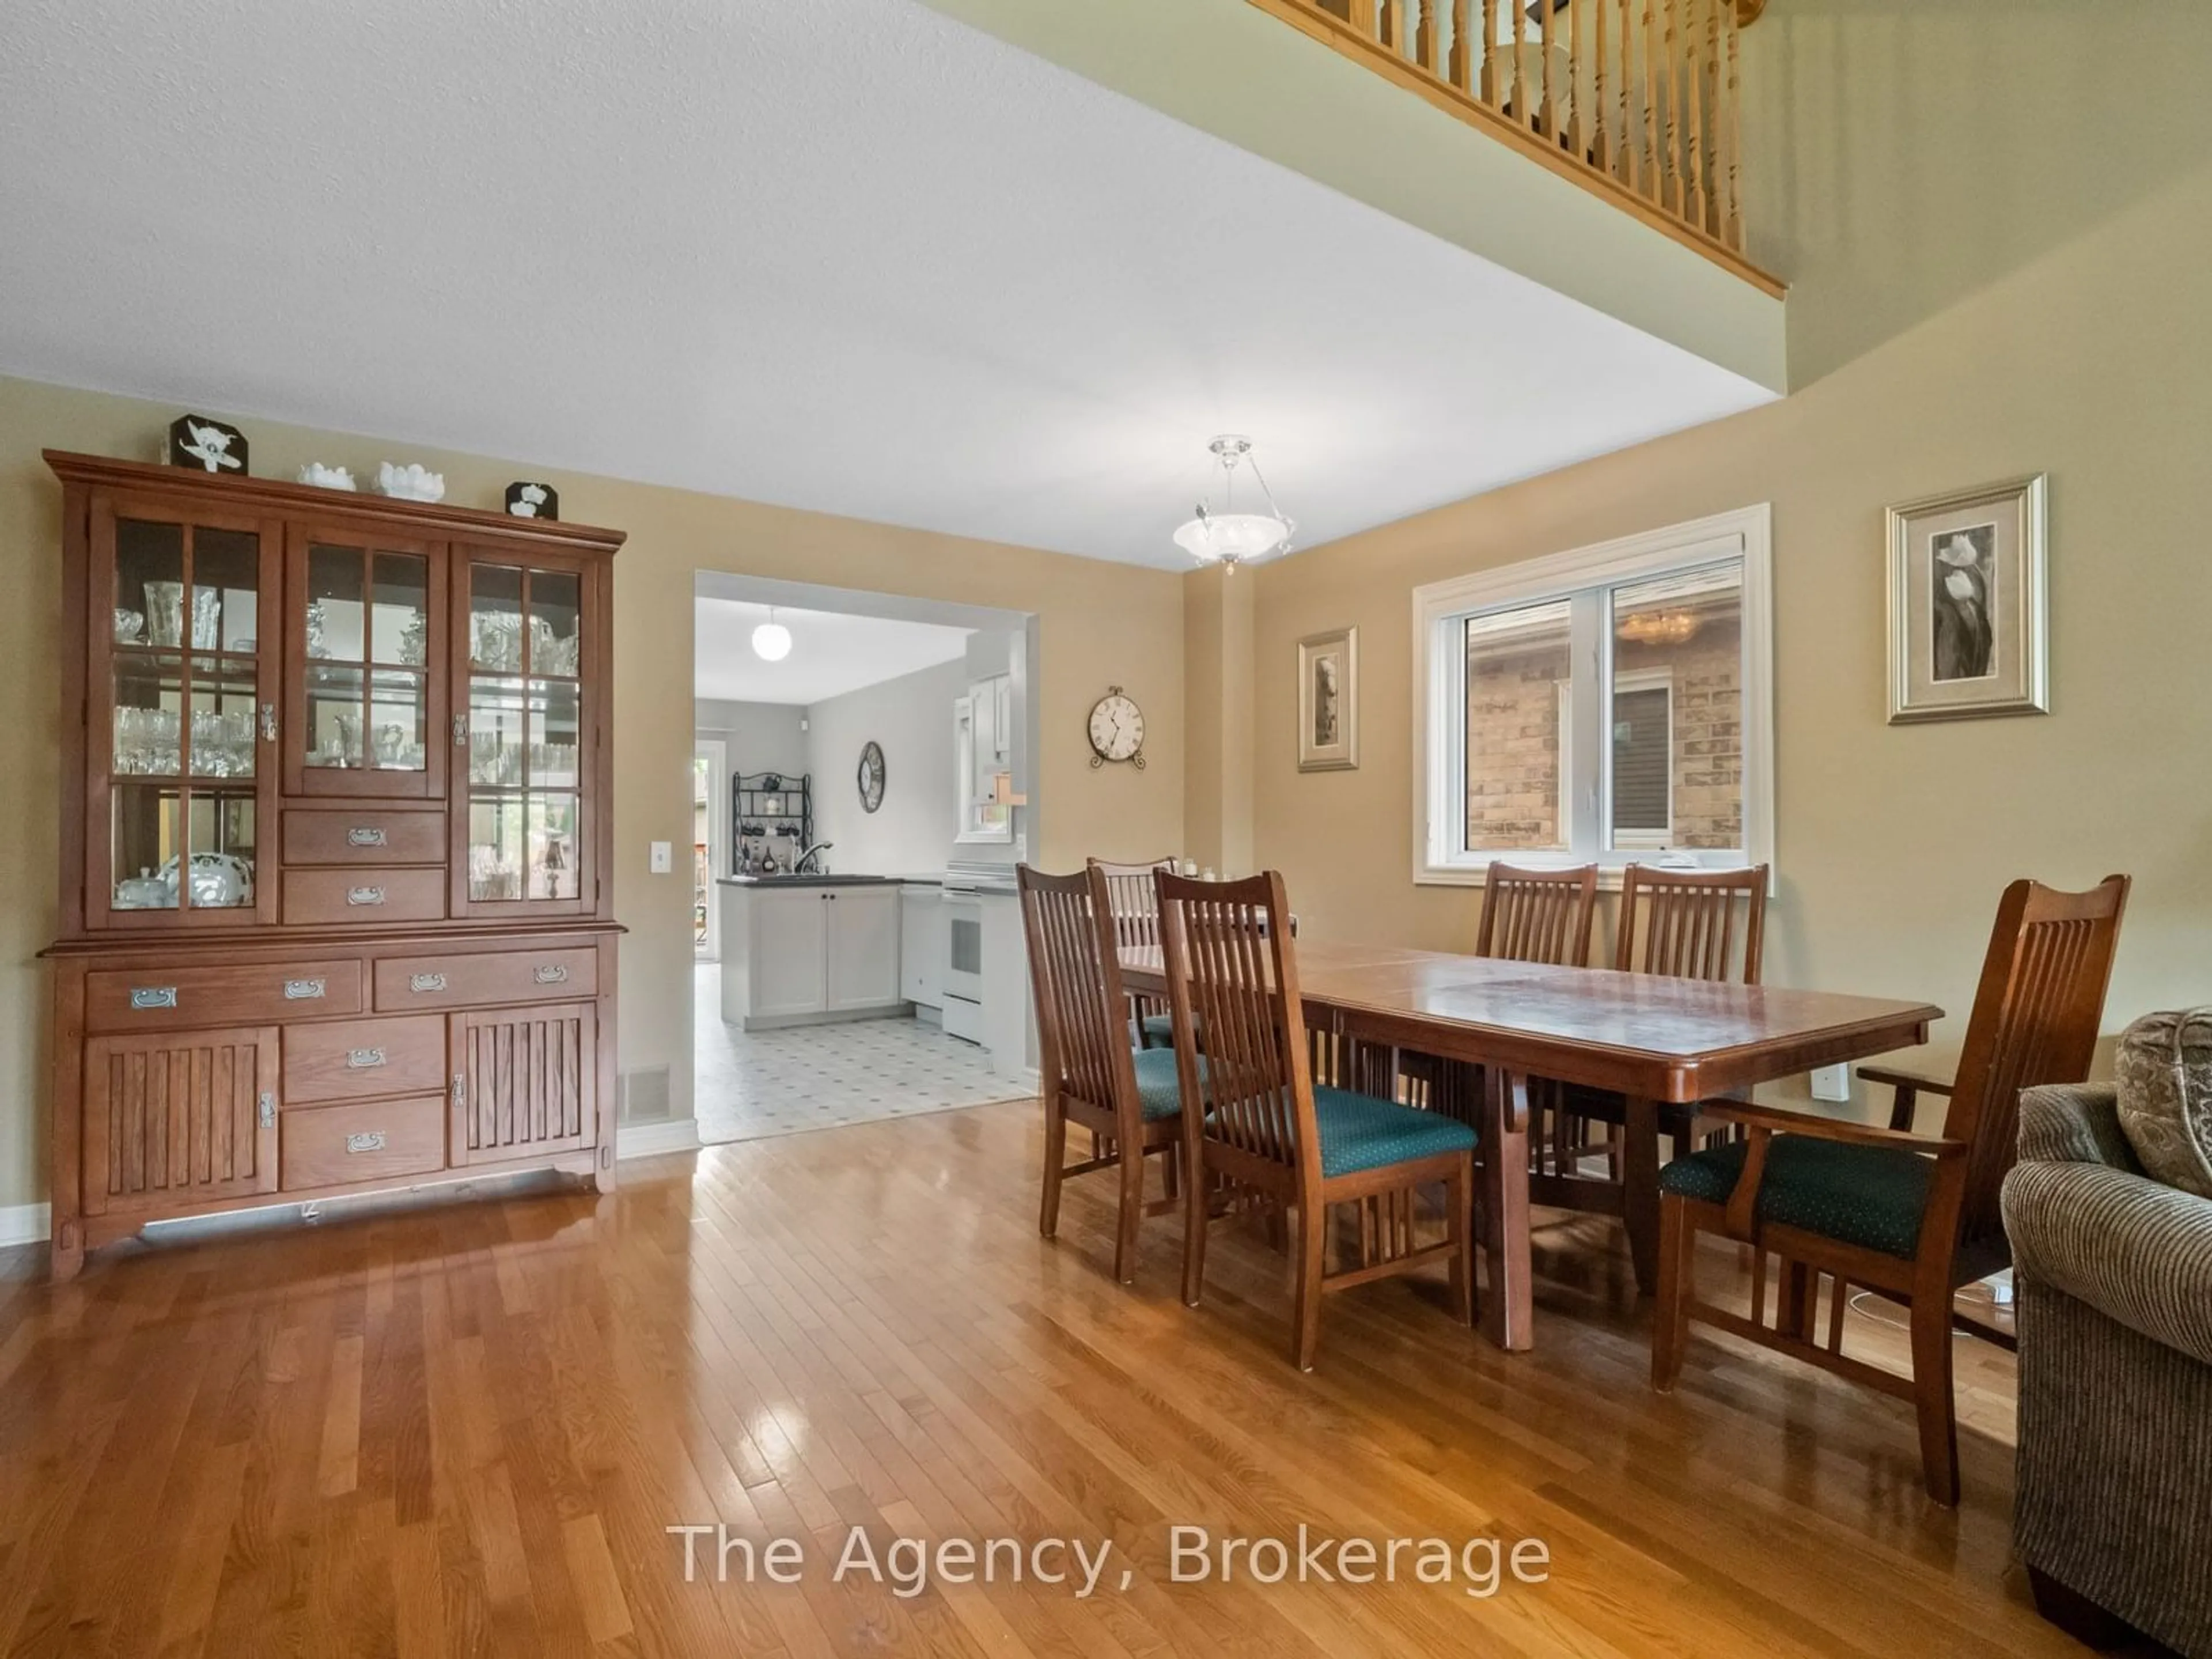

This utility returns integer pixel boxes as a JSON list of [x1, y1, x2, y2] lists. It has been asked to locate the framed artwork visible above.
[[1885, 474, 2048, 724], [1297, 626, 1359, 771]]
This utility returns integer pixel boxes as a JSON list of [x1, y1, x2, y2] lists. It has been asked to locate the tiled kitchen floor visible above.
[[693, 963, 1029, 1145]]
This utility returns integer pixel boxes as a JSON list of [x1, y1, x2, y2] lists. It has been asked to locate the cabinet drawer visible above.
[[281, 1095, 446, 1190], [373, 948, 599, 1011], [282, 867, 446, 926], [85, 959, 363, 1033], [283, 1015, 446, 1104], [283, 809, 445, 866]]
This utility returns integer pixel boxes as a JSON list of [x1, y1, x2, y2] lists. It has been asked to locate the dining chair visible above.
[[1018, 864, 1189, 1285], [1538, 864, 1771, 1217], [1396, 862, 1599, 1138], [1476, 863, 1600, 1172], [1651, 874, 2130, 1505], [1159, 870, 1478, 1370], [1089, 857, 1179, 1048], [1474, 861, 1600, 967]]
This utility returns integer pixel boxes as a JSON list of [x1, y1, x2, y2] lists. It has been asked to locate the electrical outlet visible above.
[[1809, 1063, 1850, 1102], [649, 840, 672, 874]]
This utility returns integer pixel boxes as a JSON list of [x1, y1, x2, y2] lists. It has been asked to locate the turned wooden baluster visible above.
[[1540, 0, 1556, 141], [1481, 0, 1499, 103], [1378, 0, 1403, 52], [1662, 0, 1683, 213], [1348, 0, 1381, 35], [1686, 0, 1709, 228], [1416, 0, 1441, 71], [1567, 0, 1586, 158], [1722, 0, 1743, 245], [1616, 0, 1634, 188], [1641, 0, 1659, 199], [1449, 0, 1474, 88], [1511, 0, 1528, 124], [1592, 0, 1610, 172]]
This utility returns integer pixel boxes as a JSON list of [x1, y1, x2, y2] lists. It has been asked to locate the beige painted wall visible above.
[[0, 375, 1185, 1208], [1243, 4, 2212, 1092]]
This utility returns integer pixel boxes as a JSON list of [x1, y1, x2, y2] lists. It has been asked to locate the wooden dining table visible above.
[[1118, 939, 1942, 1352]]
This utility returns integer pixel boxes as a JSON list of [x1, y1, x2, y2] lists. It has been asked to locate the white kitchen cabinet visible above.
[[900, 885, 945, 1008], [717, 879, 906, 1031], [825, 887, 902, 1011], [745, 888, 831, 1020]]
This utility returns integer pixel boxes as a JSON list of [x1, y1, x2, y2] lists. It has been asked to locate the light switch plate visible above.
[[1810, 1063, 1851, 1102], [649, 840, 672, 874]]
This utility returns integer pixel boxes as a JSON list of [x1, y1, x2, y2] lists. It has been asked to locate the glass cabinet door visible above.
[[284, 527, 445, 799], [93, 498, 279, 927], [452, 552, 593, 915]]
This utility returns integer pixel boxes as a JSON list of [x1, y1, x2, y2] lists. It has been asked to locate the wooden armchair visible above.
[[1018, 864, 1190, 1285], [1160, 870, 1477, 1370], [1652, 874, 2130, 1504], [1089, 857, 1178, 1048]]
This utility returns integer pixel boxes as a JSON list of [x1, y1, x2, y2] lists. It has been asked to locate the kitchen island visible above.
[[715, 876, 905, 1030]]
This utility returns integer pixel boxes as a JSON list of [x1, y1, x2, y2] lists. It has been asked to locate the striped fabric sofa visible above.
[[2002, 1082, 2212, 1657]]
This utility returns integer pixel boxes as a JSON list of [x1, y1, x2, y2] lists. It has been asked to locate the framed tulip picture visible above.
[[1884, 474, 2049, 724]]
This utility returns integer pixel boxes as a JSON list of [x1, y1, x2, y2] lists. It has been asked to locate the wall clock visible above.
[[857, 740, 885, 813], [1087, 686, 1146, 770]]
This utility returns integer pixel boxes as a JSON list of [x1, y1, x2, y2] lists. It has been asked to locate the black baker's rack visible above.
[[731, 771, 813, 873]]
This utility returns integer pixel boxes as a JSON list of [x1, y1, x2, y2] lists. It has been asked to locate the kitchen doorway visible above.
[[690, 571, 1040, 1145]]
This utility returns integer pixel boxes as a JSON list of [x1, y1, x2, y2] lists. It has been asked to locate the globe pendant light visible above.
[[1173, 435, 1294, 570], [751, 607, 793, 662]]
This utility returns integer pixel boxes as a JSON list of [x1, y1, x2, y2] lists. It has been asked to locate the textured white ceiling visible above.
[[0, 0, 1775, 567], [695, 600, 971, 707]]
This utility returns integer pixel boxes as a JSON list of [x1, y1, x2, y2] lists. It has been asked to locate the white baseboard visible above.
[[617, 1118, 702, 1160], [0, 1202, 52, 1248]]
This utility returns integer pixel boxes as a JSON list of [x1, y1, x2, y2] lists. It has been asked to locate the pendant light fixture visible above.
[[1172, 435, 1295, 569], [751, 607, 793, 662]]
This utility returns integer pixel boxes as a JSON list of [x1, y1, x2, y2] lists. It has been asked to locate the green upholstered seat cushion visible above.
[[1312, 1086, 1478, 1179], [1658, 1134, 1936, 1259], [1139, 1012, 1176, 1048], [1130, 1046, 1192, 1120]]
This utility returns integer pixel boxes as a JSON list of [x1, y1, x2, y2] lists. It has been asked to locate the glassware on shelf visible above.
[[113, 705, 184, 775], [190, 589, 222, 650], [144, 581, 184, 647], [114, 608, 143, 645], [529, 613, 579, 676], [306, 597, 331, 659], [187, 708, 257, 778], [471, 612, 524, 672], [114, 868, 172, 910]]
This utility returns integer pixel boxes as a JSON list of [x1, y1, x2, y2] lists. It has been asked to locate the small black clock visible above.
[[857, 740, 886, 813]]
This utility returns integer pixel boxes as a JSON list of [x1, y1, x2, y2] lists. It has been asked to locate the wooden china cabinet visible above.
[[40, 450, 624, 1279]]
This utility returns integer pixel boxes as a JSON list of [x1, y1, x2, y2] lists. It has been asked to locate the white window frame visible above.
[[1411, 504, 1774, 889]]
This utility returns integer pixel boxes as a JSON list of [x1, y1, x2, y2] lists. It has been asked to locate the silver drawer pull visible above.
[[346, 827, 388, 848], [533, 964, 569, 985], [452, 715, 468, 748], [259, 1091, 276, 1128], [130, 986, 179, 1010], [450, 1073, 467, 1108], [345, 1048, 387, 1070], [259, 703, 278, 743], [408, 972, 448, 994], [347, 885, 386, 907], [283, 978, 326, 1001], [344, 1130, 387, 1154]]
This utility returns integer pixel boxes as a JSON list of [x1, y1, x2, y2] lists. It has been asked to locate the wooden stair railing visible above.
[[1261, 0, 1779, 294]]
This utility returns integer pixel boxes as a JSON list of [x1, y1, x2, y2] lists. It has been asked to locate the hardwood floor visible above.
[[0, 1099, 2080, 1658]]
